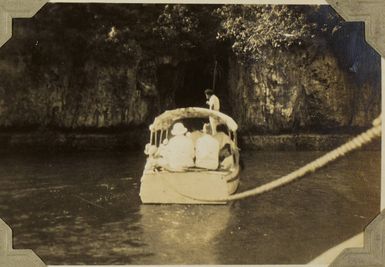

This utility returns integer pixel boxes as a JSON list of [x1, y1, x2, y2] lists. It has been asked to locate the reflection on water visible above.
[[0, 150, 381, 264], [139, 205, 230, 264]]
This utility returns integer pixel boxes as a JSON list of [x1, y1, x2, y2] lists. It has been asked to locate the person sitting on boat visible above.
[[214, 124, 233, 149], [154, 139, 169, 168], [205, 89, 220, 135], [195, 123, 220, 170], [218, 143, 234, 170], [214, 125, 235, 170], [143, 144, 160, 171], [188, 125, 204, 147], [163, 122, 195, 171]]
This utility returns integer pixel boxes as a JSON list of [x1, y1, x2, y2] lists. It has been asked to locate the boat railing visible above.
[[154, 165, 234, 174]]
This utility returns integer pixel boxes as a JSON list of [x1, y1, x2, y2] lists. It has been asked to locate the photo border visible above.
[[0, 0, 383, 266]]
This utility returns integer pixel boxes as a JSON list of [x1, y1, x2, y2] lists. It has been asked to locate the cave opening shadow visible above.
[[161, 60, 214, 108], [175, 60, 214, 108]]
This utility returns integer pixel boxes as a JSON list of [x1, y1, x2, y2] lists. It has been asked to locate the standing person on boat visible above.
[[195, 123, 220, 170], [205, 89, 220, 135], [163, 122, 195, 171]]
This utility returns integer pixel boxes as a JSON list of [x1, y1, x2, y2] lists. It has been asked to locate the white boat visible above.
[[139, 107, 240, 204]]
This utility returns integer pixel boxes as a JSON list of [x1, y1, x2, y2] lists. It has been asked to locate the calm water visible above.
[[0, 150, 381, 264]]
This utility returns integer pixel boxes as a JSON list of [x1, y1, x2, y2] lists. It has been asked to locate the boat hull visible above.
[[140, 169, 239, 204]]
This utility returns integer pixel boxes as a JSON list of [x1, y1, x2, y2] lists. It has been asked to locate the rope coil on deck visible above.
[[170, 114, 382, 203]]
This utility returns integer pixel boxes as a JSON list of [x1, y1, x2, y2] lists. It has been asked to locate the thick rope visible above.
[[174, 114, 382, 203]]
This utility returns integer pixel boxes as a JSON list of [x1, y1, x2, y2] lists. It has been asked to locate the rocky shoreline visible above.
[[241, 134, 380, 151], [0, 131, 380, 152]]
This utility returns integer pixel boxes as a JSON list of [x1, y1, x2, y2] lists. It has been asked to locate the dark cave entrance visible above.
[[156, 55, 229, 112], [174, 60, 213, 108]]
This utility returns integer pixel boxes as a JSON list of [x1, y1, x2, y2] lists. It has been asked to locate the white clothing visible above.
[[209, 116, 218, 135], [190, 130, 203, 146], [164, 135, 194, 171], [220, 155, 234, 170], [195, 134, 220, 170], [208, 95, 220, 111], [214, 132, 233, 149], [207, 94, 220, 134]]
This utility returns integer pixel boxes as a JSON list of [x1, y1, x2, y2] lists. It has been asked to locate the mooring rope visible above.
[[171, 114, 382, 203]]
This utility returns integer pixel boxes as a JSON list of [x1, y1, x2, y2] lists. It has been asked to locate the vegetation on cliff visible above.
[[0, 4, 381, 134]]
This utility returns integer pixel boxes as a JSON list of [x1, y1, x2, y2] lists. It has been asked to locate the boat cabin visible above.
[[144, 107, 239, 173], [140, 107, 241, 204]]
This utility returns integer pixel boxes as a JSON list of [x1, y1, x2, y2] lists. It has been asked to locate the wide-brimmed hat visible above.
[[171, 122, 188, 136]]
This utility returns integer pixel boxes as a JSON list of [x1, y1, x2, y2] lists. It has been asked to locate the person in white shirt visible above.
[[195, 123, 220, 170], [205, 89, 220, 111], [163, 122, 195, 171], [204, 89, 220, 135], [189, 130, 203, 147]]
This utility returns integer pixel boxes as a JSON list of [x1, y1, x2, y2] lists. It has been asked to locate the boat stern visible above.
[[139, 171, 229, 204]]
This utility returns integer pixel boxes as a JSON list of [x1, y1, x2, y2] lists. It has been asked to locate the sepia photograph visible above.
[[0, 2, 382, 265]]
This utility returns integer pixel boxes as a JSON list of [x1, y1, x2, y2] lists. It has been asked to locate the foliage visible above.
[[151, 4, 223, 59], [26, 4, 323, 65], [214, 5, 316, 62], [153, 5, 200, 49], [1, 4, 379, 131]]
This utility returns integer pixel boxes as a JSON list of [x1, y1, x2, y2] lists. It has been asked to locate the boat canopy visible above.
[[150, 107, 238, 132]]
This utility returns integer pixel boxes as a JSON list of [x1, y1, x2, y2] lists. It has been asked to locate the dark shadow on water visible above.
[[0, 151, 153, 264]]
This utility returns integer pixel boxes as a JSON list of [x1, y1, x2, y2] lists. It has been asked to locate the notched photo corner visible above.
[[0, 1, 383, 266], [0, 218, 46, 267]]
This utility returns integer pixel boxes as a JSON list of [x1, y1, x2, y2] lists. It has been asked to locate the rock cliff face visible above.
[[0, 6, 381, 134], [227, 46, 380, 133], [0, 44, 155, 129]]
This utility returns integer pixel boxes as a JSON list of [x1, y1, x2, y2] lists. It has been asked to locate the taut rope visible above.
[[180, 114, 382, 202]]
